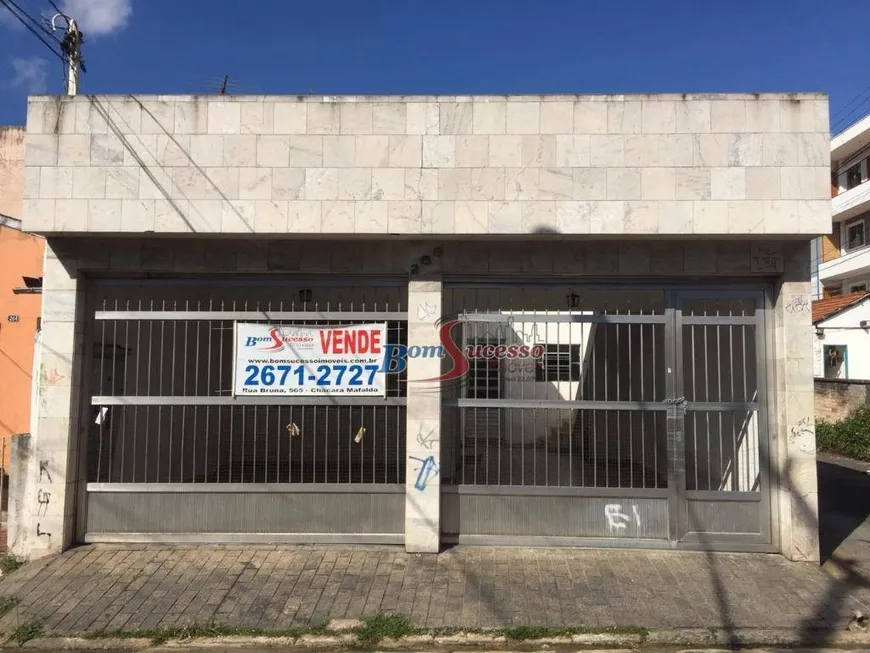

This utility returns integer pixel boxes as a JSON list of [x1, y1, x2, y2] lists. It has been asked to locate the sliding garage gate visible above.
[[441, 285, 771, 550], [80, 278, 408, 543]]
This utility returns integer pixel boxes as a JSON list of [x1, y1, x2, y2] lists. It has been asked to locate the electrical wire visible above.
[[834, 99, 870, 135], [3, 0, 62, 43], [831, 84, 870, 122], [0, 0, 68, 64]]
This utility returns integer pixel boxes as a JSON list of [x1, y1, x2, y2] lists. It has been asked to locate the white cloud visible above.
[[10, 57, 49, 94], [60, 0, 131, 36]]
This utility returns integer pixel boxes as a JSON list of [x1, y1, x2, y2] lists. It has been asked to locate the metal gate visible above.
[[441, 284, 771, 550], [79, 278, 408, 543]]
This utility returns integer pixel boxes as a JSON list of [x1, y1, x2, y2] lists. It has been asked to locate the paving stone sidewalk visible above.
[[0, 545, 865, 635]]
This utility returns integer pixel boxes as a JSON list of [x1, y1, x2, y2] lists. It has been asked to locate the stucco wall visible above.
[[0, 226, 44, 469], [21, 93, 831, 236], [812, 300, 870, 380], [0, 126, 44, 471]]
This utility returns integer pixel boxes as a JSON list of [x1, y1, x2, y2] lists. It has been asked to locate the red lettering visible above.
[[483, 344, 496, 359], [319, 330, 332, 353], [518, 345, 530, 357], [495, 344, 507, 358], [507, 344, 519, 359], [531, 344, 545, 358], [344, 330, 356, 354], [370, 330, 382, 353], [333, 330, 344, 353]]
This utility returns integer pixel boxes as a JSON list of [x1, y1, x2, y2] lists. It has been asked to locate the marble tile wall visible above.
[[23, 94, 831, 236]]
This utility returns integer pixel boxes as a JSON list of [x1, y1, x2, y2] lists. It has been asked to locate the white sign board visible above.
[[234, 323, 387, 396]]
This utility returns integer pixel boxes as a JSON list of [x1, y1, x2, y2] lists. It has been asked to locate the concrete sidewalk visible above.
[[0, 545, 864, 637]]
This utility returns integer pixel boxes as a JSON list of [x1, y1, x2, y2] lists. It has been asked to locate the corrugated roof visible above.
[[812, 292, 870, 324]]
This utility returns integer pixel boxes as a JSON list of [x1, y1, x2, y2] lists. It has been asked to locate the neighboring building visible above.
[[10, 93, 828, 562], [812, 291, 870, 379], [0, 127, 44, 475], [812, 112, 870, 298]]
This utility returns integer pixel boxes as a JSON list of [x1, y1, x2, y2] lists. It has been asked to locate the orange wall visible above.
[[0, 125, 43, 471], [0, 227, 44, 471]]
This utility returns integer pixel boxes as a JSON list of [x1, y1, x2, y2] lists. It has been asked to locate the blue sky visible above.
[[0, 0, 868, 133]]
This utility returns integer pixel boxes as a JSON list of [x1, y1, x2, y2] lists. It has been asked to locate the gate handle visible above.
[[664, 396, 688, 407]]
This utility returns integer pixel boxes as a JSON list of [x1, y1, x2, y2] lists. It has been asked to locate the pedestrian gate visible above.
[[440, 285, 771, 550]]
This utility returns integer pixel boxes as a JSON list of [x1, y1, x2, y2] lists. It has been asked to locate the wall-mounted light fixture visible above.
[[298, 288, 313, 303], [567, 292, 580, 308]]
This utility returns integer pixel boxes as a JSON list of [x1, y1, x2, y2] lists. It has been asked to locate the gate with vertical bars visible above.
[[80, 277, 408, 543], [440, 283, 772, 550]]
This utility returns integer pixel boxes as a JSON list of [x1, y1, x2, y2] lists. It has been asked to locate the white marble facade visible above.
[[22, 93, 831, 235]]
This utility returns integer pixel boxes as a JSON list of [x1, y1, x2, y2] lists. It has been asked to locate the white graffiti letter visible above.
[[604, 504, 631, 531]]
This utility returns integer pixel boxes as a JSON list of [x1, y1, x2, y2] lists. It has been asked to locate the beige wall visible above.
[[21, 93, 831, 236], [0, 127, 25, 217]]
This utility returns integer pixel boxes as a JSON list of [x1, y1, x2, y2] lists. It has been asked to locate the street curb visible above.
[[4, 628, 870, 650]]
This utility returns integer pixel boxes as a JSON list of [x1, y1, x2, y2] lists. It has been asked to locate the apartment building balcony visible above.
[[818, 243, 870, 284], [832, 177, 870, 221], [832, 113, 870, 165]]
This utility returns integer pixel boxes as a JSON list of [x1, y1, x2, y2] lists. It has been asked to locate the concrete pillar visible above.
[[404, 274, 442, 553], [7, 241, 82, 559], [773, 241, 820, 562], [7, 434, 34, 558]]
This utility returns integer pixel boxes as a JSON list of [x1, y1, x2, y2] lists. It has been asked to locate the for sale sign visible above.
[[233, 323, 387, 396]]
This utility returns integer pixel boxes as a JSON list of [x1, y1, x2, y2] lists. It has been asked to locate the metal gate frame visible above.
[[440, 281, 775, 552], [75, 276, 409, 544]]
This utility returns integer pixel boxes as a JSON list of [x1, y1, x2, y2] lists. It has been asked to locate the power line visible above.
[[832, 84, 870, 122], [4, 0, 62, 43], [0, 0, 68, 64], [833, 100, 870, 135]]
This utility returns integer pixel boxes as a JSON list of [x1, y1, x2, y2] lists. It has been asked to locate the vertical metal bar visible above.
[[205, 302, 213, 482], [715, 320, 723, 490], [181, 303, 189, 481], [121, 306, 130, 481], [741, 324, 748, 402], [704, 322, 711, 491], [192, 305, 200, 482], [292, 406, 298, 483], [604, 319, 609, 487], [729, 306, 737, 491], [690, 323, 697, 490], [628, 318, 633, 488], [157, 302, 165, 481], [667, 294, 684, 541], [144, 300, 154, 482], [592, 325, 597, 488], [617, 321, 621, 487], [108, 303, 119, 482], [652, 324, 657, 484], [219, 312, 226, 484], [97, 310, 107, 481], [168, 303, 177, 482], [640, 322, 645, 488]]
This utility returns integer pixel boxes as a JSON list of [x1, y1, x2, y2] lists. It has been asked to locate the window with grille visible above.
[[535, 344, 582, 382]]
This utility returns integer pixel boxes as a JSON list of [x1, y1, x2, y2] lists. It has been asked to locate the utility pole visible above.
[[52, 13, 84, 96]]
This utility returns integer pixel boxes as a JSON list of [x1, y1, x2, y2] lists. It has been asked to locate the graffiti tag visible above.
[[410, 455, 439, 491]]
